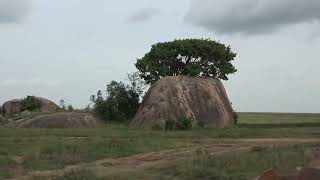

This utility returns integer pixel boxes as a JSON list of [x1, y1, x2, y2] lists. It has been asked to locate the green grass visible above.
[[32, 169, 103, 180], [0, 136, 181, 171], [0, 155, 16, 179], [0, 113, 319, 179], [239, 112, 320, 124]]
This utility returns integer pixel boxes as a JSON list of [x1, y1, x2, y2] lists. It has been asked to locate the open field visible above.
[[0, 113, 320, 179]]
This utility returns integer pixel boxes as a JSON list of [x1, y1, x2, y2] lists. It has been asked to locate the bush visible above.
[[165, 117, 193, 131], [234, 111, 239, 125], [176, 117, 193, 130], [67, 105, 74, 112], [197, 120, 205, 128], [20, 96, 41, 112], [90, 73, 144, 122], [165, 119, 176, 131], [231, 102, 239, 125]]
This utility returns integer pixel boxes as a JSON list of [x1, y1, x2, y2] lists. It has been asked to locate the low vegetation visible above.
[[35, 144, 316, 180], [0, 113, 319, 179], [20, 96, 41, 112], [90, 73, 144, 122], [113, 144, 313, 180], [165, 117, 193, 130]]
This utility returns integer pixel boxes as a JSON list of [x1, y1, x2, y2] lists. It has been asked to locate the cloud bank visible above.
[[127, 8, 160, 23], [185, 0, 320, 35], [0, 0, 30, 23]]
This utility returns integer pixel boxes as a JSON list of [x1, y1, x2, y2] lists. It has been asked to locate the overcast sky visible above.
[[0, 0, 319, 112]]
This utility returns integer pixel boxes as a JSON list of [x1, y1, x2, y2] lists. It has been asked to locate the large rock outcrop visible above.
[[15, 112, 100, 128], [36, 97, 59, 113], [2, 97, 59, 116], [2, 99, 22, 116], [130, 76, 234, 129]]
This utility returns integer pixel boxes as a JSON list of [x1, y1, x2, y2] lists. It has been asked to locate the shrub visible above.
[[67, 105, 74, 112], [231, 102, 239, 125], [165, 117, 193, 131], [165, 119, 176, 131], [176, 117, 193, 130], [197, 120, 205, 128], [90, 73, 144, 122], [234, 111, 239, 125], [20, 96, 41, 112]]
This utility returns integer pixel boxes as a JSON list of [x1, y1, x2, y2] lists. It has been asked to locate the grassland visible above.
[[0, 113, 320, 179], [102, 144, 315, 180]]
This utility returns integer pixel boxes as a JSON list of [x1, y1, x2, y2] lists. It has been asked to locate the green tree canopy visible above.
[[90, 73, 144, 121], [21, 96, 41, 112], [135, 39, 237, 84]]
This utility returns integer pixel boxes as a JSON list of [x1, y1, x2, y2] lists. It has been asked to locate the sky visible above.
[[0, 0, 319, 113]]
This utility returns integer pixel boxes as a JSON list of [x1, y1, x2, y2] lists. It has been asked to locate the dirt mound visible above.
[[2, 97, 59, 116], [16, 112, 100, 128], [130, 76, 234, 129]]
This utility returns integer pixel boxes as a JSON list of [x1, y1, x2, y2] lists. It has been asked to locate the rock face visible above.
[[16, 112, 100, 128], [130, 76, 234, 129], [2, 97, 59, 116], [2, 99, 22, 116], [36, 97, 59, 113]]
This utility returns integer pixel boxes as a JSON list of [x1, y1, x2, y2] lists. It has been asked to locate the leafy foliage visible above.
[[67, 105, 74, 112], [231, 102, 239, 125], [136, 39, 237, 84], [165, 117, 193, 131], [176, 117, 193, 130], [90, 73, 144, 121], [20, 96, 41, 112], [59, 99, 66, 110], [234, 111, 239, 125]]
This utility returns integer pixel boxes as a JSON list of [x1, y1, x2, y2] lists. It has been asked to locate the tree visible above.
[[59, 99, 66, 110], [126, 72, 145, 115], [21, 96, 41, 112], [90, 90, 109, 119], [90, 75, 143, 121], [135, 39, 237, 84], [67, 105, 74, 112]]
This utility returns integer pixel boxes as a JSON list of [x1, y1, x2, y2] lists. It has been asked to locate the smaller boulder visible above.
[[2, 97, 59, 116], [2, 99, 22, 116], [37, 97, 59, 113], [16, 112, 101, 129]]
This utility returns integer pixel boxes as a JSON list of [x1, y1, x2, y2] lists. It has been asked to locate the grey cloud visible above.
[[0, 0, 30, 23], [127, 8, 160, 23], [185, 0, 320, 35]]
